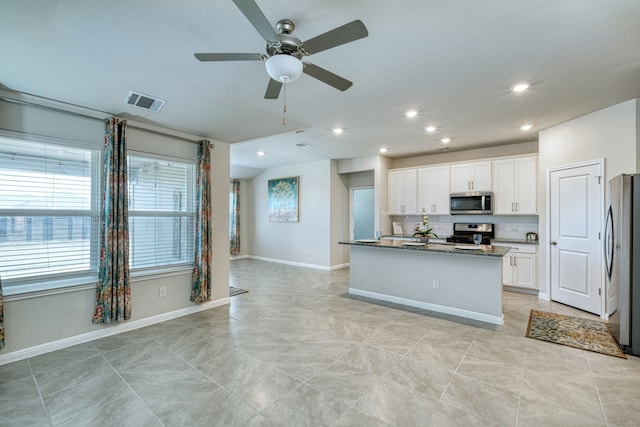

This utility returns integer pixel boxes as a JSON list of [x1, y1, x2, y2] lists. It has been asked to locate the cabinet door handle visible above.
[[513, 257, 517, 266], [516, 202, 519, 212], [511, 202, 515, 212]]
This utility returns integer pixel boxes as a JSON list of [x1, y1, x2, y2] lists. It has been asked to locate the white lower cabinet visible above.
[[494, 243, 537, 290]]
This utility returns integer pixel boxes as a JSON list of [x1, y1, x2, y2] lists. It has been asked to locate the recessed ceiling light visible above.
[[256, 151, 266, 156], [379, 148, 388, 153], [405, 110, 418, 118], [521, 124, 533, 131], [425, 126, 437, 133], [441, 138, 451, 144], [332, 127, 343, 135], [512, 83, 529, 93]]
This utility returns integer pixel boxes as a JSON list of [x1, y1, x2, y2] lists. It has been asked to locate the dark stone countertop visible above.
[[339, 239, 511, 258]]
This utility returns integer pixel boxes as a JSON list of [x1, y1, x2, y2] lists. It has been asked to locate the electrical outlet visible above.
[[159, 286, 167, 298], [432, 280, 440, 290]]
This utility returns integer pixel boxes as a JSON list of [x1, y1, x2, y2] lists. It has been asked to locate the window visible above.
[[0, 135, 100, 285], [128, 154, 195, 271]]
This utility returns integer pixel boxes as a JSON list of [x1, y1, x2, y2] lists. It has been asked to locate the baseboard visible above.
[[230, 255, 249, 261], [349, 288, 504, 325], [537, 292, 550, 301], [503, 286, 539, 296], [247, 255, 331, 271], [245, 256, 349, 272], [0, 298, 230, 366]]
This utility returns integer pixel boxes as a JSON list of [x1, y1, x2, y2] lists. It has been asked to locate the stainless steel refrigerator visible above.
[[606, 174, 640, 356]]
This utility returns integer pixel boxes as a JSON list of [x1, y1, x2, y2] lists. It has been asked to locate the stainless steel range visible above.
[[446, 223, 494, 245]]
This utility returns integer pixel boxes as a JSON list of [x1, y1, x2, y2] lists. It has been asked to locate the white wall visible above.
[[538, 98, 639, 297], [392, 141, 538, 169], [330, 161, 350, 267], [0, 93, 231, 359], [248, 159, 338, 268]]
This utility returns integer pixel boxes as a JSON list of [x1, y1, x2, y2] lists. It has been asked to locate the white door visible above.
[[549, 162, 603, 314]]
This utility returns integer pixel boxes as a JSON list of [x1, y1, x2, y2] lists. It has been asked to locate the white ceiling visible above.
[[1, 1, 639, 178]]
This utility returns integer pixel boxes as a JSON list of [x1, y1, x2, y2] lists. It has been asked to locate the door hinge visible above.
[[598, 288, 602, 296], [598, 232, 601, 240], [596, 176, 602, 184]]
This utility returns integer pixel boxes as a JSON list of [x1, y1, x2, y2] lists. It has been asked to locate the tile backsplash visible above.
[[390, 214, 538, 240]]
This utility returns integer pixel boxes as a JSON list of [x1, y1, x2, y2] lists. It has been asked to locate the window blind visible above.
[[128, 155, 195, 270], [0, 137, 99, 283]]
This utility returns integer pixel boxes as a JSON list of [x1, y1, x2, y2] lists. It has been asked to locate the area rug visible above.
[[525, 309, 626, 359], [229, 286, 248, 297]]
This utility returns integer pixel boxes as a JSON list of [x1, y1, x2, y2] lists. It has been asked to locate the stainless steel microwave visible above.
[[450, 192, 493, 215]]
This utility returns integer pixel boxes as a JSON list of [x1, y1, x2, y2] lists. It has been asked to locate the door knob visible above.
[[550, 240, 558, 245]]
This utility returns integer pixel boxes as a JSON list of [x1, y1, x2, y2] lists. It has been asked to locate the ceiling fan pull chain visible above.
[[282, 81, 287, 126]]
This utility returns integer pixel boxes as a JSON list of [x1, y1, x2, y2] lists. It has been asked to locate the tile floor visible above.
[[1, 259, 640, 426]]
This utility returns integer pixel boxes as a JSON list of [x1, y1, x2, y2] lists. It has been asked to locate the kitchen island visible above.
[[339, 239, 511, 324]]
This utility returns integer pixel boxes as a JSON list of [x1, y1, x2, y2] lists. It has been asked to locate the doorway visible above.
[[548, 160, 604, 315], [351, 187, 374, 240]]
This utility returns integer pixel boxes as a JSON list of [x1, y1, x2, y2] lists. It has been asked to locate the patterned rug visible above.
[[526, 309, 626, 359], [229, 286, 248, 297]]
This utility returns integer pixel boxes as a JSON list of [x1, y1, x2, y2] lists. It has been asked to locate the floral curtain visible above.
[[230, 180, 240, 255], [0, 275, 4, 349], [191, 140, 213, 303], [93, 118, 131, 323]]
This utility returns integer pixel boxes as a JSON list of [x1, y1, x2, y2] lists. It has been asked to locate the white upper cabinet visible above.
[[388, 169, 417, 215], [417, 165, 450, 215], [493, 156, 537, 215], [451, 161, 492, 192]]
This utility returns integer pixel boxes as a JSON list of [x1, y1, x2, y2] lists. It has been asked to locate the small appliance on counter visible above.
[[526, 232, 538, 242], [446, 223, 494, 245]]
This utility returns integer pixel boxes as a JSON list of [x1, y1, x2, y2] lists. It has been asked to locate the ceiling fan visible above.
[[194, 0, 369, 99]]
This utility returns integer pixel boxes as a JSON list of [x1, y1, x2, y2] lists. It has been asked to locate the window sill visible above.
[[3, 266, 193, 302]]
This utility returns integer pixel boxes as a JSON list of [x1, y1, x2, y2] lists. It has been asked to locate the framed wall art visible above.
[[268, 176, 299, 222]]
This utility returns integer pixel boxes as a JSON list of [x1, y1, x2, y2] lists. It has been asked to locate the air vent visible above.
[[123, 91, 166, 113]]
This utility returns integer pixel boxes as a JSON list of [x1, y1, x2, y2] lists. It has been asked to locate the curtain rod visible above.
[[0, 95, 213, 147]]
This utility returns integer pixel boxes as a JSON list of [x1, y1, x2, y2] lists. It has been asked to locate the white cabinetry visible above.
[[493, 156, 537, 215], [388, 169, 417, 215], [494, 243, 537, 290], [417, 165, 450, 214], [451, 161, 492, 192]]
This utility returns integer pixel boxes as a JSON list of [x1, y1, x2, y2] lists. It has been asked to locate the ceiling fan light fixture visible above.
[[266, 54, 303, 83]]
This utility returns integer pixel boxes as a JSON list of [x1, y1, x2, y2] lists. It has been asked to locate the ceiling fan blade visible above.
[[194, 53, 265, 62], [264, 78, 283, 99], [302, 20, 368, 55], [232, 0, 278, 42], [303, 63, 353, 91]]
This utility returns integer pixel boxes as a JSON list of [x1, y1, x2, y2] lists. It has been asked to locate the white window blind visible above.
[[0, 136, 99, 284], [128, 155, 195, 270]]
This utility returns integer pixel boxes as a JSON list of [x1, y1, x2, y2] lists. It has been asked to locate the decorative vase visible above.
[[417, 237, 430, 244]]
